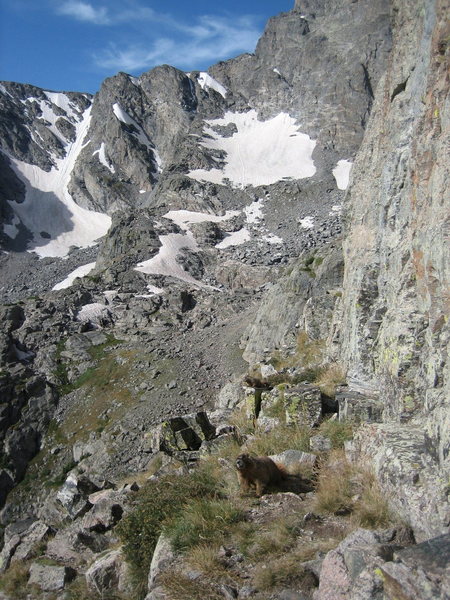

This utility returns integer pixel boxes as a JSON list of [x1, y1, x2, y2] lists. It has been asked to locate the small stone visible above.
[[310, 434, 332, 452]]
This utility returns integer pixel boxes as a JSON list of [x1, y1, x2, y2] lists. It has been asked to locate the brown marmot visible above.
[[235, 453, 286, 496]]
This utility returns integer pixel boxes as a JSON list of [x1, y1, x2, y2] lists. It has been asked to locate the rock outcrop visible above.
[[0, 0, 448, 598], [336, 0, 449, 540]]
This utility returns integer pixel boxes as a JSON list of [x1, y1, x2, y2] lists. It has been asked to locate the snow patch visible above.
[[112, 102, 134, 125], [135, 283, 165, 298], [93, 142, 115, 173], [263, 233, 283, 244], [135, 232, 204, 286], [244, 199, 264, 224], [113, 102, 162, 171], [188, 110, 316, 188], [6, 105, 112, 258], [163, 209, 239, 232], [147, 284, 164, 295], [196, 73, 227, 98], [299, 216, 315, 229], [52, 262, 96, 291], [0, 84, 12, 97], [216, 228, 250, 249], [43, 92, 78, 121], [332, 159, 352, 190]]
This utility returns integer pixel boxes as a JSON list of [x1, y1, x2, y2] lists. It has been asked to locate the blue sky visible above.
[[0, 0, 293, 94]]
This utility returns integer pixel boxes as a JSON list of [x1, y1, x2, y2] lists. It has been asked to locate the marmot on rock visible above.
[[235, 453, 287, 496]]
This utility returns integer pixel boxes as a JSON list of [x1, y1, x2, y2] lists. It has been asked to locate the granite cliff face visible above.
[[337, 0, 450, 540], [0, 0, 449, 597]]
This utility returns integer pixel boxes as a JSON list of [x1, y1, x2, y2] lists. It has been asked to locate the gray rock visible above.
[[11, 520, 52, 562], [269, 449, 317, 471], [85, 549, 124, 594], [215, 382, 244, 412], [284, 385, 322, 428], [381, 534, 450, 600], [349, 424, 450, 541], [314, 529, 387, 600], [145, 586, 169, 600], [80, 495, 124, 532], [310, 435, 332, 453], [336, 388, 384, 424], [28, 563, 76, 592], [260, 364, 278, 378], [56, 473, 95, 519], [0, 534, 20, 573], [148, 533, 175, 591], [153, 411, 216, 455], [335, 0, 449, 541]]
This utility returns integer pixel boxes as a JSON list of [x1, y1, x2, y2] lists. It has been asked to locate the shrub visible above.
[[159, 571, 223, 600], [314, 450, 355, 514], [253, 553, 316, 591], [164, 498, 245, 552], [314, 450, 393, 528], [117, 462, 227, 593], [318, 420, 353, 449], [236, 516, 299, 559], [0, 562, 30, 599], [185, 544, 233, 582], [245, 422, 310, 456], [352, 476, 393, 528], [314, 362, 346, 397]]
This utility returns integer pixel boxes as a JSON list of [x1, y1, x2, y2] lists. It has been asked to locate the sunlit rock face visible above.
[[338, 0, 450, 539]]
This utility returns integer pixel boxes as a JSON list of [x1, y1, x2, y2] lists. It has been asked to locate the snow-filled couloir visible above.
[[4, 96, 111, 258]]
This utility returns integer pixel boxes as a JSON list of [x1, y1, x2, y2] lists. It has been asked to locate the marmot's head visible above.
[[236, 453, 251, 471]]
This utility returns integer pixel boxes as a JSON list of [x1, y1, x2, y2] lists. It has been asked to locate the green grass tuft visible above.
[[164, 498, 245, 552]]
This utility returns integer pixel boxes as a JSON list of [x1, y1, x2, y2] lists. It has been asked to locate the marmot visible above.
[[235, 453, 286, 496]]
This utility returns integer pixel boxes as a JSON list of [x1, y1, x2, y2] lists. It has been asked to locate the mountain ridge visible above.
[[0, 0, 449, 597]]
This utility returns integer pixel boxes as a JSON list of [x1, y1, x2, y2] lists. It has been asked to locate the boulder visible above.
[[46, 521, 109, 564], [348, 423, 450, 541], [336, 388, 384, 424], [152, 411, 216, 455], [215, 382, 244, 412], [313, 527, 415, 600], [85, 549, 125, 594], [381, 534, 450, 600], [0, 520, 52, 573], [145, 586, 169, 600], [148, 533, 175, 590], [56, 473, 98, 518], [11, 520, 52, 562], [284, 385, 322, 427], [269, 449, 317, 472], [28, 563, 76, 592], [0, 534, 20, 574], [81, 496, 124, 532], [256, 416, 281, 432]]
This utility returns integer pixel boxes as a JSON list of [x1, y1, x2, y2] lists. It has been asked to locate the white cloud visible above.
[[57, 0, 156, 25], [58, 1, 110, 25], [94, 14, 261, 72]]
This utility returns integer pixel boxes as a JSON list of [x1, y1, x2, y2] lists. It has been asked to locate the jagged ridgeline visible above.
[[0, 0, 449, 599]]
